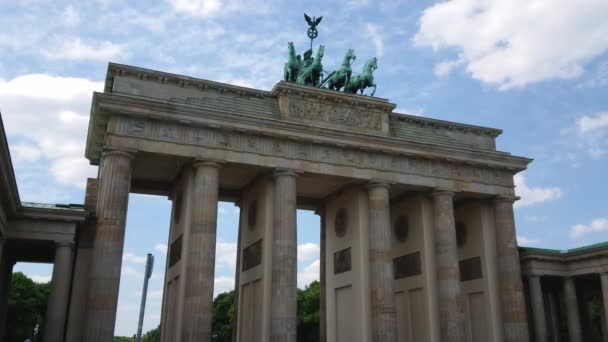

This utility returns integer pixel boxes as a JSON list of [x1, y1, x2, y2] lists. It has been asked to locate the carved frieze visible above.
[[288, 98, 383, 131], [114, 117, 514, 187]]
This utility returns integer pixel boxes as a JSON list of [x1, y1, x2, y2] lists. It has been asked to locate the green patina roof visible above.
[[520, 241, 608, 255], [21, 202, 85, 211]]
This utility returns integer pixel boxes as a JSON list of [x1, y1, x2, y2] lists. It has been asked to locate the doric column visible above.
[[316, 207, 327, 342], [232, 201, 242, 342], [431, 190, 466, 341], [529, 275, 548, 342], [494, 196, 530, 341], [84, 150, 133, 341], [601, 273, 608, 342], [45, 242, 75, 342], [563, 277, 582, 342], [270, 169, 298, 342], [182, 161, 220, 341], [367, 182, 398, 342]]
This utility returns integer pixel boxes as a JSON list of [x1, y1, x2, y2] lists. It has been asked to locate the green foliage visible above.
[[6, 272, 51, 342], [297, 281, 320, 342], [113, 337, 134, 342], [212, 290, 235, 342], [142, 325, 161, 342]]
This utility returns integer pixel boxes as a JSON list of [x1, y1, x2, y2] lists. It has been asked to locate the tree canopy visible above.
[[6, 272, 51, 342]]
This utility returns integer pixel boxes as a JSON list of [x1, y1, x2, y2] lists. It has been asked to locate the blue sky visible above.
[[1, 0, 607, 336]]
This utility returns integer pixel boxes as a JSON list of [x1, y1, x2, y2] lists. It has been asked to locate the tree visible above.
[[297, 281, 320, 342], [212, 291, 235, 342], [142, 325, 161, 342], [6, 272, 51, 342]]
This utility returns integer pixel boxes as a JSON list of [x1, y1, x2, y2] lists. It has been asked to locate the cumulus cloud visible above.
[[414, 0, 608, 89], [169, 0, 223, 17], [62, 5, 80, 26], [155, 243, 168, 255], [0, 74, 102, 192], [365, 23, 384, 58], [214, 276, 234, 297], [216, 242, 237, 268], [514, 173, 562, 208], [123, 252, 148, 265], [577, 112, 608, 134], [570, 218, 608, 238], [517, 235, 540, 246], [298, 243, 320, 263], [43, 38, 127, 61], [297, 259, 319, 288]]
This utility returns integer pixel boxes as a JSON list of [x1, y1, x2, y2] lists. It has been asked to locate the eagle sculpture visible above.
[[304, 14, 322, 28]]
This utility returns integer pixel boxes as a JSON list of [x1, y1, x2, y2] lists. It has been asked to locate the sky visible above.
[[1, 0, 608, 337]]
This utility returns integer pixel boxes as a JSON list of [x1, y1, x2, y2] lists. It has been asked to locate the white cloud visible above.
[[434, 58, 464, 78], [514, 173, 562, 207], [169, 0, 223, 17], [0, 74, 102, 192], [216, 242, 237, 268], [570, 218, 608, 238], [155, 243, 168, 255], [43, 38, 127, 61], [10, 144, 42, 162], [365, 23, 384, 58], [297, 259, 319, 289], [297, 243, 319, 263], [31, 275, 52, 283], [121, 266, 143, 278], [517, 235, 540, 246], [577, 112, 608, 134], [123, 252, 148, 265], [214, 276, 234, 297], [414, 0, 608, 89], [62, 5, 80, 26]]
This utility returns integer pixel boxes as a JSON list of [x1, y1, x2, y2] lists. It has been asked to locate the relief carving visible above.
[[289, 98, 382, 130]]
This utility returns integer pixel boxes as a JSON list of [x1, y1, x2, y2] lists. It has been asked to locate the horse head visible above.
[[345, 49, 356, 65], [317, 45, 325, 59], [365, 57, 378, 72]]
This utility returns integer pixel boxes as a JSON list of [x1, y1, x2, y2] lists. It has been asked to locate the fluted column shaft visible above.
[[564, 277, 582, 342], [494, 196, 530, 341], [529, 275, 547, 342], [182, 161, 220, 341], [601, 273, 608, 342], [0, 250, 14, 341], [45, 242, 75, 342], [432, 190, 466, 341], [270, 170, 298, 342], [367, 182, 398, 342], [317, 207, 327, 342], [232, 201, 242, 342], [84, 150, 133, 341]]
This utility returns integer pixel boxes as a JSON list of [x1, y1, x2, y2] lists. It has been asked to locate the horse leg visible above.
[[371, 84, 377, 97]]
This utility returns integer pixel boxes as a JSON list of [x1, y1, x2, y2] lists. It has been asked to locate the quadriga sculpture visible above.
[[344, 57, 378, 96], [324, 49, 356, 91]]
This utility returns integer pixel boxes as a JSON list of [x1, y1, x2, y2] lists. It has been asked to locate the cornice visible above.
[[88, 92, 532, 173], [390, 113, 502, 138]]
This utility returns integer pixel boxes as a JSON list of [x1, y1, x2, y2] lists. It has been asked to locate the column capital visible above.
[[431, 188, 455, 198], [273, 168, 299, 178], [366, 180, 392, 191], [101, 149, 135, 160], [493, 195, 518, 204], [192, 160, 222, 169], [56, 241, 75, 249]]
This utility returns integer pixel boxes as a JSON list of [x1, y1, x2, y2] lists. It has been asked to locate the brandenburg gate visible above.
[[69, 59, 533, 342]]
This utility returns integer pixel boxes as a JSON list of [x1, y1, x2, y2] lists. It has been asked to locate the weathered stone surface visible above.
[[44, 242, 74, 342], [181, 161, 220, 341], [494, 197, 530, 342], [431, 190, 466, 342], [270, 170, 298, 342], [529, 275, 548, 342], [563, 277, 582, 342], [84, 150, 133, 341], [367, 182, 398, 342]]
